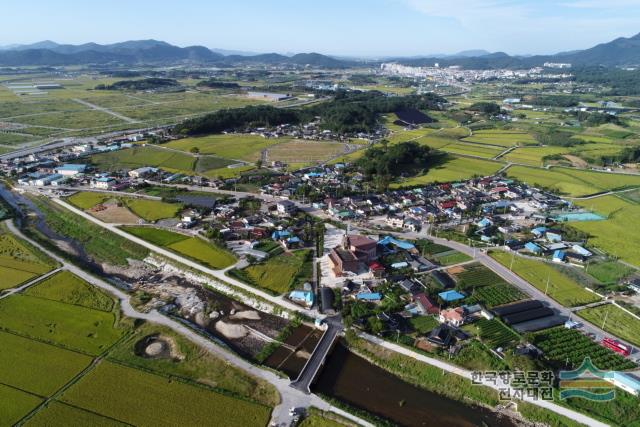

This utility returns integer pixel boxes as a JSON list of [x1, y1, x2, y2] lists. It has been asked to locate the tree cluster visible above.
[[467, 102, 501, 115], [95, 78, 179, 91]]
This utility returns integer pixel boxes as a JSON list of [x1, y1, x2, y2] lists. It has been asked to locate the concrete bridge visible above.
[[290, 316, 342, 394]]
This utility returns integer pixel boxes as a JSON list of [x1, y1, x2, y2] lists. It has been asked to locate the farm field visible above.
[[0, 384, 43, 426], [232, 249, 312, 294], [503, 146, 570, 166], [25, 401, 127, 427], [391, 156, 503, 188], [164, 134, 285, 161], [532, 327, 636, 371], [572, 195, 640, 267], [433, 250, 472, 266], [0, 231, 56, 291], [59, 361, 272, 427], [440, 142, 504, 159], [90, 145, 196, 175], [122, 226, 236, 269], [468, 283, 528, 308], [462, 130, 537, 147], [265, 140, 348, 166], [0, 330, 93, 396], [506, 165, 640, 196], [68, 192, 181, 221], [586, 261, 634, 285], [476, 319, 520, 349], [0, 294, 125, 355], [24, 270, 115, 312], [577, 304, 640, 347], [489, 251, 600, 307]]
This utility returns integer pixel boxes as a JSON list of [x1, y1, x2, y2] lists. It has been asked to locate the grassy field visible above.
[[0, 295, 125, 355], [504, 146, 570, 166], [60, 361, 272, 427], [265, 140, 347, 166], [165, 134, 285, 161], [506, 165, 640, 197], [233, 249, 312, 294], [391, 156, 503, 188], [123, 226, 236, 269], [0, 232, 55, 290], [572, 195, 640, 267], [577, 304, 640, 347], [0, 330, 93, 396], [0, 384, 43, 426], [91, 146, 196, 174], [586, 261, 634, 285], [440, 142, 504, 159], [489, 251, 600, 307], [24, 270, 114, 312], [123, 198, 181, 221], [67, 191, 111, 210]]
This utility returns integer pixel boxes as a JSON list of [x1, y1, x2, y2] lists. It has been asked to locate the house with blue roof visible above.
[[378, 236, 416, 252], [289, 290, 314, 308], [438, 290, 465, 302], [271, 230, 291, 241], [572, 244, 593, 257], [546, 232, 562, 243], [55, 163, 87, 176], [531, 226, 547, 237], [552, 250, 566, 263], [477, 218, 493, 228], [356, 292, 382, 302], [525, 242, 542, 254]]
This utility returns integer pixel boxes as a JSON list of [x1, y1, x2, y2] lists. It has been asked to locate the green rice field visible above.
[[391, 156, 503, 188], [577, 304, 640, 347], [165, 134, 285, 161], [0, 232, 55, 291]]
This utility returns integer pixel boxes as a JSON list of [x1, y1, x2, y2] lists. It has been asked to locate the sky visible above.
[[2, 0, 640, 57]]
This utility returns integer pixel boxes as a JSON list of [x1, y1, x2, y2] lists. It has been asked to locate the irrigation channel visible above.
[[313, 342, 516, 427]]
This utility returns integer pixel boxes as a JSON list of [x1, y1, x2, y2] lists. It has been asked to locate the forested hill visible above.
[[173, 91, 445, 135]]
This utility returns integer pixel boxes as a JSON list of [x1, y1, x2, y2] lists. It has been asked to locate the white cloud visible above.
[[561, 0, 640, 8]]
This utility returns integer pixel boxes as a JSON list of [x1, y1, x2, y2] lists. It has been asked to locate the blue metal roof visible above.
[[378, 236, 415, 251], [438, 290, 465, 302], [525, 242, 542, 252], [356, 292, 382, 301]]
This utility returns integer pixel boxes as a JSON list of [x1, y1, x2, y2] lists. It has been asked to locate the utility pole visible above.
[[602, 307, 610, 330], [544, 272, 551, 295], [510, 251, 515, 271]]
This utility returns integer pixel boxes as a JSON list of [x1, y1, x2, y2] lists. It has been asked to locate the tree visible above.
[[255, 159, 263, 169], [190, 146, 200, 154]]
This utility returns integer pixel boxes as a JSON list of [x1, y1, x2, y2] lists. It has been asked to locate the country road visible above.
[[72, 98, 139, 124], [4, 220, 372, 427]]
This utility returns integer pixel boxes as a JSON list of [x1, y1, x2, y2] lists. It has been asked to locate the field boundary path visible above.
[[71, 98, 139, 124], [0, 267, 62, 300], [359, 332, 609, 427], [4, 220, 372, 427]]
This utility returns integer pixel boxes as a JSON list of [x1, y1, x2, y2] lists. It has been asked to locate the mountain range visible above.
[[1, 33, 640, 68]]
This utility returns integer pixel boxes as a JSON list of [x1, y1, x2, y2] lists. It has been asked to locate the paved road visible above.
[[360, 332, 609, 427], [52, 198, 318, 318], [4, 220, 371, 427]]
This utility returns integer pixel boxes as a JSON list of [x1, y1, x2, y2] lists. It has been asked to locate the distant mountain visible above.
[[0, 40, 353, 68], [554, 32, 640, 66]]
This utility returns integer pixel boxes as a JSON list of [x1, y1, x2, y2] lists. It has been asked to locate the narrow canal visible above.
[[313, 343, 515, 427]]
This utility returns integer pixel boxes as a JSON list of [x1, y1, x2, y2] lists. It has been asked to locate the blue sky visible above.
[[2, 0, 640, 56]]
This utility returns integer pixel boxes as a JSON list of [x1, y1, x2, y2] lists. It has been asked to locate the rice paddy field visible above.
[[391, 156, 503, 188], [0, 231, 56, 291], [264, 140, 348, 166], [0, 264, 275, 425], [577, 304, 640, 347], [59, 361, 271, 427], [489, 251, 600, 307], [122, 226, 236, 269], [0, 73, 265, 151], [462, 130, 537, 147], [506, 165, 640, 196], [503, 146, 571, 166], [572, 195, 640, 266], [440, 142, 504, 159]]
